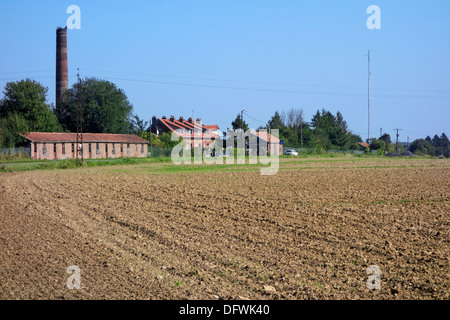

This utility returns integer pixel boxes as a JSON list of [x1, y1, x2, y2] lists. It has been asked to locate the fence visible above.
[[147, 145, 367, 158], [148, 146, 174, 157], [0, 148, 31, 158], [283, 146, 365, 155]]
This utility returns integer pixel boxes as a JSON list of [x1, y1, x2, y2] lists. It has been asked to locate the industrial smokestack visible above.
[[56, 26, 68, 112]]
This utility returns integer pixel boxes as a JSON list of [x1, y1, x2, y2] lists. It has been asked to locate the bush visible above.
[[0, 150, 30, 161]]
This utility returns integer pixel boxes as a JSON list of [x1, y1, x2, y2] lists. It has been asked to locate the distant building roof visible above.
[[204, 125, 220, 130], [358, 142, 369, 148], [252, 131, 280, 143], [155, 116, 220, 140], [20, 132, 149, 144]]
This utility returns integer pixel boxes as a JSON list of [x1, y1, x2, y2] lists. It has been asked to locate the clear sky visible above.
[[1, 0, 449, 142]]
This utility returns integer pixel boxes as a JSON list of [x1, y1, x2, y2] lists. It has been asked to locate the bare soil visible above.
[[0, 158, 448, 299]]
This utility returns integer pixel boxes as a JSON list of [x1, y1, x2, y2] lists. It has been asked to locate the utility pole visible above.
[[241, 109, 247, 131], [300, 118, 303, 150], [380, 128, 382, 138], [76, 68, 83, 161], [149, 121, 152, 158], [394, 128, 402, 154]]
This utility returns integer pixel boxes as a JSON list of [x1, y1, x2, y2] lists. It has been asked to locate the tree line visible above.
[[231, 110, 448, 157], [232, 109, 363, 151], [1, 78, 448, 158], [0, 78, 146, 148], [409, 134, 449, 157]]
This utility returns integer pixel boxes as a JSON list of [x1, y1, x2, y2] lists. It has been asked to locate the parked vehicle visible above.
[[285, 149, 299, 156]]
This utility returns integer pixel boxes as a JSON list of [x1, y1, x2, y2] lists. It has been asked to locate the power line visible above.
[[78, 74, 450, 101], [1, 67, 449, 94], [80, 68, 450, 94], [0, 69, 78, 76], [1, 68, 449, 101], [243, 111, 267, 125]]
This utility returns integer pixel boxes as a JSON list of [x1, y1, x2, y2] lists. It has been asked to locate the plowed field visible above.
[[0, 157, 448, 299]]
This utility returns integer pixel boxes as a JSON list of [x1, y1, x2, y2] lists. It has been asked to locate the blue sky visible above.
[[0, 0, 449, 141]]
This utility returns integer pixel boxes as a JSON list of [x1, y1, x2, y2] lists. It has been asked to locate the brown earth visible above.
[[0, 158, 449, 299]]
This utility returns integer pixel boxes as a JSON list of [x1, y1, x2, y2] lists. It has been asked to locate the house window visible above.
[[112, 143, 116, 154], [89, 144, 92, 153], [106, 144, 108, 154], [135, 144, 137, 153], [62, 143, 66, 154], [141, 144, 144, 153], [96, 143, 100, 154], [72, 143, 74, 153], [54, 144, 57, 155], [127, 144, 130, 154], [120, 144, 123, 153], [43, 143, 47, 156]]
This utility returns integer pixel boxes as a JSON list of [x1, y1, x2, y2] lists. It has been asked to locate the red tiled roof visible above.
[[358, 142, 369, 148], [204, 125, 220, 130], [20, 132, 149, 144], [159, 119, 219, 140], [252, 131, 280, 143]]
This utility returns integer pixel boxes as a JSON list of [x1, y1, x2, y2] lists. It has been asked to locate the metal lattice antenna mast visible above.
[[76, 68, 83, 161]]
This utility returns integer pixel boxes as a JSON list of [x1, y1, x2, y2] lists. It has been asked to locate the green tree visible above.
[[267, 111, 284, 130], [0, 79, 62, 147], [298, 123, 315, 148], [0, 113, 31, 147], [159, 132, 180, 148], [231, 113, 249, 131], [440, 133, 449, 157], [131, 114, 149, 138], [347, 132, 363, 150], [0, 79, 62, 132], [432, 134, 442, 156], [58, 77, 133, 134], [386, 142, 396, 153], [149, 133, 164, 147], [409, 139, 435, 156], [370, 139, 385, 151], [379, 133, 392, 146], [0, 113, 29, 147], [310, 109, 353, 150]]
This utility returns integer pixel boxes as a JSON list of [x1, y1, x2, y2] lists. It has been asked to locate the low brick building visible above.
[[20, 132, 149, 160]]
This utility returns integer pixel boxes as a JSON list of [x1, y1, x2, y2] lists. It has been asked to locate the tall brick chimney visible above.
[[56, 26, 68, 113]]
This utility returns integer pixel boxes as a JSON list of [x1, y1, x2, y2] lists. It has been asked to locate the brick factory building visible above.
[[20, 132, 149, 160]]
